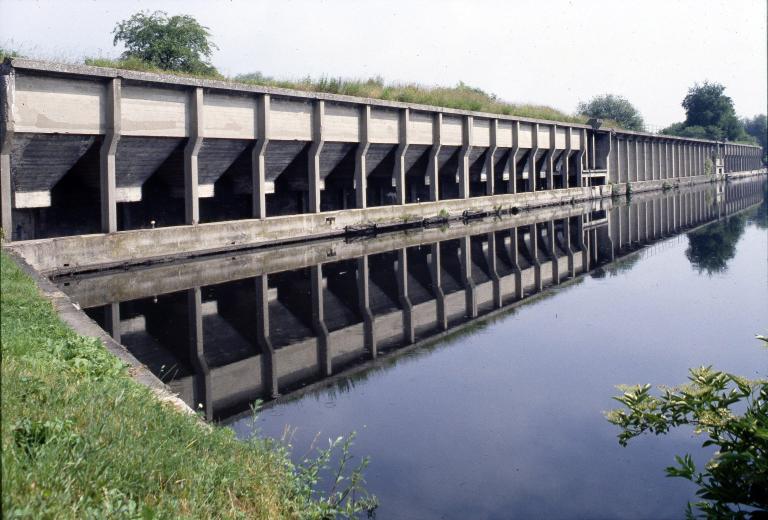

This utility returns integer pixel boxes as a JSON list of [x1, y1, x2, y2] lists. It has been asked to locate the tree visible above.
[[662, 82, 751, 142], [607, 336, 768, 519], [577, 94, 645, 131], [112, 11, 218, 75], [743, 114, 767, 151]]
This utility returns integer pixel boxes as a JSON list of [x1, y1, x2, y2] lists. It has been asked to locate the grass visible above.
[[77, 56, 592, 124], [0, 251, 372, 518]]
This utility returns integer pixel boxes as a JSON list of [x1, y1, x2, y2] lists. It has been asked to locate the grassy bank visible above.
[[79, 55, 588, 124], [0, 252, 369, 518]]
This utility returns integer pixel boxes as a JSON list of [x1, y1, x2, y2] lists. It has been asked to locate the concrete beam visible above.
[[184, 87, 204, 225], [252, 94, 270, 219], [459, 116, 472, 199], [1, 70, 15, 239], [99, 78, 121, 233], [354, 105, 371, 209], [309, 100, 325, 213], [394, 108, 409, 205], [427, 113, 442, 202], [508, 121, 520, 194], [485, 119, 498, 196]]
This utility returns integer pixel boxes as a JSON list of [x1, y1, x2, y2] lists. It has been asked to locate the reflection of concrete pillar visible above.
[[252, 94, 270, 219], [354, 105, 371, 209], [357, 256, 376, 357], [254, 276, 278, 399], [485, 119, 497, 196], [104, 302, 121, 342], [459, 116, 472, 199], [0, 71, 15, 239], [309, 100, 325, 213], [564, 218, 575, 277], [428, 113, 442, 202], [460, 236, 477, 318], [397, 248, 415, 343], [184, 87, 204, 225], [100, 78, 120, 233], [394, 108, 409, 205], [486, 232, 502, 308], [545, 221, 559, 284], [310, 265, 331, 376], [577, 218, 588, 271], [509, 227, 523, 299], [429, 243, 448, 330], [188, 287, 212, 418], [530, 224, 542, 291]]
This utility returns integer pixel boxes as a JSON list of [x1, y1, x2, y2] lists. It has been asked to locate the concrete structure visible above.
[[56, 177, 765, 420], [1, 58, 764, 256]]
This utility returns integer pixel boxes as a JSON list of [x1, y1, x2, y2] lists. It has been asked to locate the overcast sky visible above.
[[1, 0, 765, 127]]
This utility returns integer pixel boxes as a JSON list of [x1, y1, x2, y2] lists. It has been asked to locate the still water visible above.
[[59, 179, 766, 519]]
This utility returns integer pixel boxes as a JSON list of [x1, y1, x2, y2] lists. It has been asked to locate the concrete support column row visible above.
[[309, 100, 325, 213], [0, 71, 13, 237], [354, 106, 371, 209], [485, 120, 498, 196], [428, 113, 442, 201], [459, 116, 472, 199], [184, 87, 204, 225], [394, 108, 409, 205], [253, 94, 270, 219], [100, 78, 121, 233], [508, 122, 520, 194]]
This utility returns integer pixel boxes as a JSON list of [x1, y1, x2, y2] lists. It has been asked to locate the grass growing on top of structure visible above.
[[0, 252, 376, 519], [80, 56, 591, 124]]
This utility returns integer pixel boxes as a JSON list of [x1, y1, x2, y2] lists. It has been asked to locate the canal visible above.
[[57, 179, 766, 519]]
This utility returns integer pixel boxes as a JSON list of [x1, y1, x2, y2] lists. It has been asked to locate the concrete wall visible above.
[[1, 58, 764, 248]]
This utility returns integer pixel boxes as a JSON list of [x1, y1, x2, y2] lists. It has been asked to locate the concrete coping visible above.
[[2, 57, 760, 149]]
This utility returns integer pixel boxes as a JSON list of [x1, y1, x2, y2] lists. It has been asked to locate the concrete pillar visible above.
[[184, 87, 204, 225], [0, 71, 14, 239], [394, 108, 409, 204], [188, 287, 212, 416], [546, 125, 556, 189], [357, 255, 376, 357], [308, 100, 325, 213], [354, 105, 371, 209], [530, 124, 540, 192], [564, 128, 572, 188], [633, 140, 640, 183], [252, 94, 270, 219], [429, 243, 448, 330], [460, 235, 477, 318], [428, 113, 442, 202], [485, 119, 497, 196], [578, 129, 587, 187], [486, 232, 502, 308], [508, 122, 520, 193], [397, 248, 415, 343], [459, 116, 472, 199], [103, 302, 121, 342], [99, 78, 120, 233], [310, 265, 331, 376]]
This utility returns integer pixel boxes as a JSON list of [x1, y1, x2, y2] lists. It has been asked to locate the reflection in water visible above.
[[55, 178, 767, 519], [56, 178, 765, 422], [685, 213, 746, 274]]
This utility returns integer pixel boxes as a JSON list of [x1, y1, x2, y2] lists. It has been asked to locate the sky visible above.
[[1, 0, 765, 128]]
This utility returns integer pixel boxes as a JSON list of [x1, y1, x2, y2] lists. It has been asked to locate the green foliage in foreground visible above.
[[0, 252, 376, 519], [607, 337, 768, 519]]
